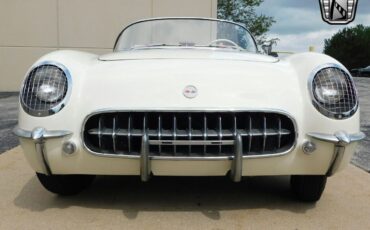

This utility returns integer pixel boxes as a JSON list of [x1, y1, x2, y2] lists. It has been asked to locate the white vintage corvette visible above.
[[14, 18, 365, 201]]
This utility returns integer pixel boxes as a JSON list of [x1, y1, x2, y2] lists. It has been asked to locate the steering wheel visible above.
[[208, 39, 242, 50]]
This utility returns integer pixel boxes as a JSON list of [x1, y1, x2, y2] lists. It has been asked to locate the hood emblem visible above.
[[183, 85, 198, 99]]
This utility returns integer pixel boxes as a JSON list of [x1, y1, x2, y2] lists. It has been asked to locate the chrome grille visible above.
[[83, 112, 296, 158], [21, 64, 69, 116], [312, 67, 358, 119]]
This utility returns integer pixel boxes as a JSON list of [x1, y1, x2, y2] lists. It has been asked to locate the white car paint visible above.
[[16, 47, 361, 176]]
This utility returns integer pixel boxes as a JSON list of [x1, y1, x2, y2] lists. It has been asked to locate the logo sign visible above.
[[319, 0, 358, 25], [183, 85, 198, 99]]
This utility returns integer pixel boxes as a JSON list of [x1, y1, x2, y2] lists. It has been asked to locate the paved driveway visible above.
[[0, 93, 18, 153], [1, 147, 370, 229], [352, 77, 370, 171]]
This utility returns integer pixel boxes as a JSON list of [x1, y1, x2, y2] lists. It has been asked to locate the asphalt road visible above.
[[0, 77, 369, 170], [352, 77, 370, 171], [0, 93, 19, 153]]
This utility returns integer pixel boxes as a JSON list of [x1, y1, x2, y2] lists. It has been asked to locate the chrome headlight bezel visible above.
[[309, 63, 358, 119], [20, 61, 72, 117]]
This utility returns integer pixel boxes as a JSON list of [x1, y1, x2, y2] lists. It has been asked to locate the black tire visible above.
[[36, 173, 95, 196], [291, 175, 327, 202]]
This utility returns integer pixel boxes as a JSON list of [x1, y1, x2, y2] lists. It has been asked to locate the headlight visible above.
[[21, 62, 71, 117], [310, 65, 358, 119]]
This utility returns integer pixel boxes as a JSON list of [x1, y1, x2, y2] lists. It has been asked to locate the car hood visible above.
[[74, 57, 302, 115], [99, 49, 279, 63]]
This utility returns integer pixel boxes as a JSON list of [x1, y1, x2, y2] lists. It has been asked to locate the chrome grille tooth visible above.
[[233, 114, 238, 157], [203, 114, 207, 154], [112, 116, 117, 153], [262, 115, 267, 153], [142, 113, 148, 156], [98, 116, 103, 149], [158, 115, 161, 154], [128, 115, 132, 153], [173, 115, 177, 155], [233, 114, 237, 136], [248, 116, 252, 153], [143, 113, 147, 131], [188, 114, 192, 154], [218, 115, 222, 154], [278, 117, 282, 149]]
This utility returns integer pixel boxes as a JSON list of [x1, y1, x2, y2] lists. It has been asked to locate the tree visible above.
[[324, 25, 370, 70], [217, 0, 275, 43]]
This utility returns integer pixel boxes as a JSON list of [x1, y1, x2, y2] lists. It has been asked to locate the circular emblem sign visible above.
[[183, 85, 198, 99]]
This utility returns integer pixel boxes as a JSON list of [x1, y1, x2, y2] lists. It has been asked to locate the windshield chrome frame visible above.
[[113, 17, 258, 52]]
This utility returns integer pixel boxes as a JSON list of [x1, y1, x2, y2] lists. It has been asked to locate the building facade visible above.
[[0, 0, 217, 91]]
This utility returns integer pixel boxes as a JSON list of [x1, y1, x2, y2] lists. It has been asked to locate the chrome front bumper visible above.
[[139, 132, 244, 182], [308, 131, 366, 176], [14, 126, 365, 179]]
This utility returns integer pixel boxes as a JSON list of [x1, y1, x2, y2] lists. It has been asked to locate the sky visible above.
[[256, 0, 370, 53]]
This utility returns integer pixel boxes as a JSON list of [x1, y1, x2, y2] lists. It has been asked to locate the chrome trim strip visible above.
[[87, 128, 290, 137], [307, 63, 359, 120], [307, 131, 365, 144], [14, 126, 72, 140], [81, 109, 298, 160], [151, 155, 231, 161], [149, 140, 235, 146], [20, 61, 72, 117], [307, 131, 365, 176], [13, 127, 32, 139]]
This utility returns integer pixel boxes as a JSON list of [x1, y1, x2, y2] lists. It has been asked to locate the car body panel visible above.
[[15, 18, 363, 181]]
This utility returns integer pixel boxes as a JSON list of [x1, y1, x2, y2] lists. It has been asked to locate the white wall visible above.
[[0, 0, 217, 91]]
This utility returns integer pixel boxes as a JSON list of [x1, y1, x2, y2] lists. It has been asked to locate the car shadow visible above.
[[14, 175, 316, 219]]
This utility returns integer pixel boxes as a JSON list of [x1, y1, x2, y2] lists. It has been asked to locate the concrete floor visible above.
[[1, 147, 370, 229]]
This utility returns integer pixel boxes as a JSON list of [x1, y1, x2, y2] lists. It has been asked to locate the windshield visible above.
[[114, 18, 257, 53]]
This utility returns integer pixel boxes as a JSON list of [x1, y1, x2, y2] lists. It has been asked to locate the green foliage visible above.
[[324, 25, 370, 69], [217, 0, 275, 43]]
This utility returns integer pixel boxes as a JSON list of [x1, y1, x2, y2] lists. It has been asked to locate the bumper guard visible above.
[[13, 126, 72, 175], [307, 131, 366, 176]]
